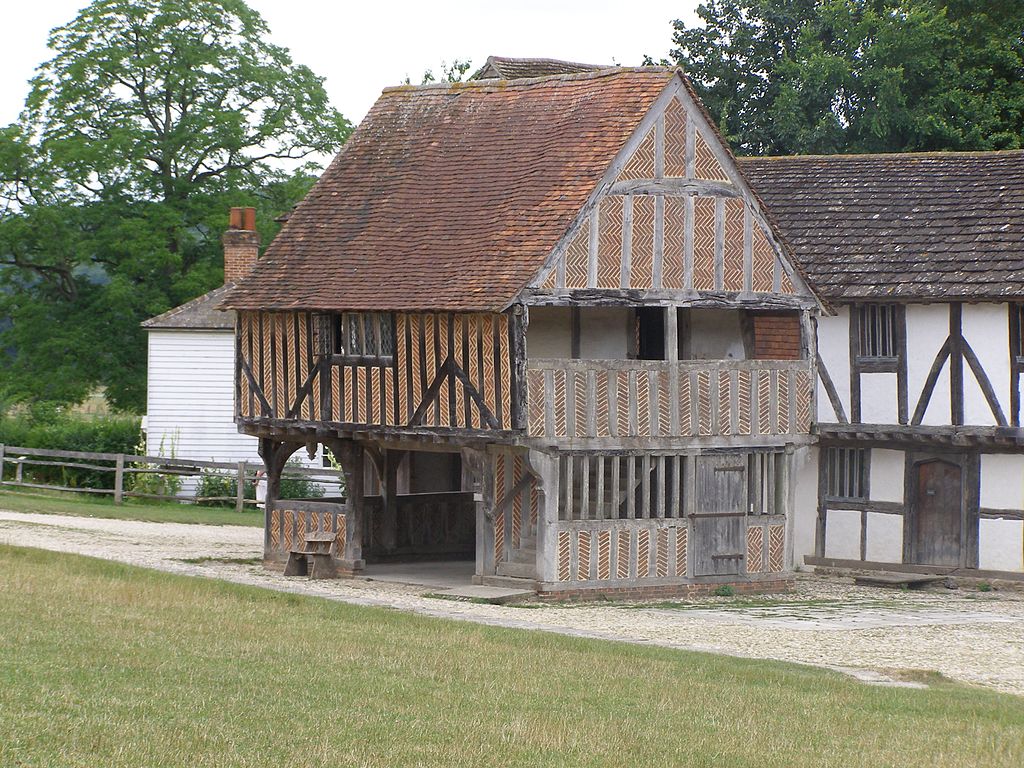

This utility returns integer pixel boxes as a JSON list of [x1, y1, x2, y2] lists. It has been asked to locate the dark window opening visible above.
[[858, 304, 899, 360], [335, 312, 395, 365], [1013, 304, 1024, 363], [824, 447, 867, 500], [636, 307, 665, 360]]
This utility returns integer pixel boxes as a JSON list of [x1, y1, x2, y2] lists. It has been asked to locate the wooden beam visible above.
[[608, 178, 741, 198]]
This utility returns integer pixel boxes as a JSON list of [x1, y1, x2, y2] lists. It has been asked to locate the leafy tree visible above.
[[667, 0, 1024, 155], [0, 0, 351, 411]]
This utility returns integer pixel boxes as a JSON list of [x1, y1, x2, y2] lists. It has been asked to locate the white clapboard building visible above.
[[743, 150, 1024, 578], [142, 209, 329, 490]]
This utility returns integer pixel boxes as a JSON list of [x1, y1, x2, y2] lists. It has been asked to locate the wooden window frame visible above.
[[335, 312, 395, 366], [823, 446, 869, 502], [856, 303, 900, 369]]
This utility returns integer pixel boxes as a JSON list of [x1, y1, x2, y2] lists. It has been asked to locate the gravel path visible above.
[[2, 510, 1023, 696]]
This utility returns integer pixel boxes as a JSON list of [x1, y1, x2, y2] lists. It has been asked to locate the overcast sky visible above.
[[2, 1, 701, 127]]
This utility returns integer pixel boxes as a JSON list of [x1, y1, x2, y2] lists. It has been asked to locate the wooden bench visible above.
[[284, 531, 338, 580]]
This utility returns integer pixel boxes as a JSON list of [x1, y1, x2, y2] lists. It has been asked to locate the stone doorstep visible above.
[[429, 585, 536, 605]]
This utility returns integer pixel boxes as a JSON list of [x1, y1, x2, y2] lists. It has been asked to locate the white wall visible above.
[[792, 448, 817, 566], [145, 330, 332, 492], [816, 307, 850, 421], [962, 303, 1011, 426], [824, 508, 861, 560], [978, 519, 1024, 572], [980, 454, 1024, 510], [906, 304, 952, 426], [860, 372, 899, 424], [865, 512, 903, 563], [579, 308, 629, 359], [527, 307, 572, 359], [688, 309, 745, 360], [869, 449, 904, 503]]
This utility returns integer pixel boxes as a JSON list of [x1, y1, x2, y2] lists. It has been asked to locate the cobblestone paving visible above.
[[2, 510, 1022, 695]]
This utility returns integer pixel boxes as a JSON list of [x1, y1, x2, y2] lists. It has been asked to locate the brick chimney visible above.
[[222, 207, 259, 283]]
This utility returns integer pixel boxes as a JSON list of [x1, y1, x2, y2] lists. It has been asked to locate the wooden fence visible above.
[[0, 444, 340, 511]]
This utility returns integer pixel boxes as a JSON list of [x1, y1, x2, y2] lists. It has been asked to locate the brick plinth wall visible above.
[[536, 578, 793, 602]]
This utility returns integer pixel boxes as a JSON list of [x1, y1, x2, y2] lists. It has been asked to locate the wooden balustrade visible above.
[[526, 359, 812, 440]]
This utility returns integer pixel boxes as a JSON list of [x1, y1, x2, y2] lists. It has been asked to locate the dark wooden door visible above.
[[692, 455, 747, 576], [912, 460, 962, 567]]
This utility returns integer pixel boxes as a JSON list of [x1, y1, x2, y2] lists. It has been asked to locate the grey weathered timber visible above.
[[608, 178, 740, 198], [519, 288, 816, 310]]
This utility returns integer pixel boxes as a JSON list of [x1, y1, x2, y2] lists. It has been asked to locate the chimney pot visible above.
[[229, 206, 257, 231]]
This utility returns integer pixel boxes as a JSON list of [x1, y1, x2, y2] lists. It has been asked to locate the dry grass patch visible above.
[[0, 545, 1022, 767]]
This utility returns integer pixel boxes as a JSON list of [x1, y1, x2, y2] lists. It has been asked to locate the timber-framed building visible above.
[[745, 151, 1024, 578], [220, 67, 821, 597]]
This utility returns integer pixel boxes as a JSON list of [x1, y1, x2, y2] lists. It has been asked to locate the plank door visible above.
[[692, 454, 747, 576], [912, 459, 962, 567]]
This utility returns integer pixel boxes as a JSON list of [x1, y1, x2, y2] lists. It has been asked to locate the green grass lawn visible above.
[[0, 488, 262, 526], [1, 546, 1021, 767]]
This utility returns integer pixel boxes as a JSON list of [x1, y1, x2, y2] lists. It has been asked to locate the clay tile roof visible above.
[[143, 284, 236, 330], [471, 55, 610, 81], [739, 151, 1024, 301], [222, 68, 678, 313]]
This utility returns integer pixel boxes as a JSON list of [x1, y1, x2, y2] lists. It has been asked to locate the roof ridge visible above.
[[741, 148, 1024, 162], [380, 66, 678, 97]]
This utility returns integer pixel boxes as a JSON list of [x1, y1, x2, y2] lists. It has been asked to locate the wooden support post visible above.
[[114, 454, 125, 504], [236, 461, 246, 513], [323, 438, 365, 570], [0, 444, 5, 484], [380, 449, 402, 554], [527, 450, 559, 584]]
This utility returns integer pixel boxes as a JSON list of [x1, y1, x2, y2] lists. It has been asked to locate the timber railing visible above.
[[0, 444, 340, 512], [525, 358, 813, 440]]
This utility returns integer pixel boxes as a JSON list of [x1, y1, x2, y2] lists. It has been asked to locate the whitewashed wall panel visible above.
[[906, 304, 952, 426], [816, 307, 849, 421], [860, 372, 899, 424], [978, 519, 1024, 572], [980, 454, 1024, 510], [869, 449, 905, 503], [865, 512, 903, 563], [962, 303, 1011, 426], [792, 448, 818, 565], [824, 509, 861, 560]]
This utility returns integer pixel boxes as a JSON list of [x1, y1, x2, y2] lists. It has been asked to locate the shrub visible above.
[[712, 585, 736, 597], [279, 461, 325, 500], [0, 408, 141, 489], [196, 470, 256, 507], [126, 435, 183, 499]]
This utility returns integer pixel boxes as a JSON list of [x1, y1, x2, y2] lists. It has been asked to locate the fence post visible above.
[[114, 454, 125, 504], [15, 457, 23, 483], [0, 444, 5, 485], [236, 461, 246, 513]]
